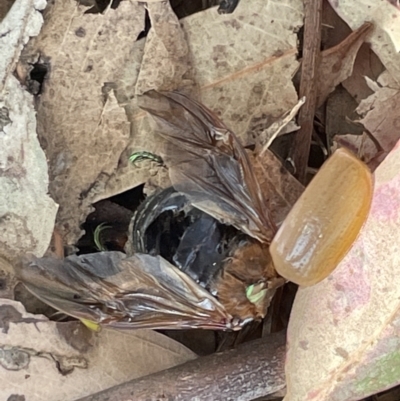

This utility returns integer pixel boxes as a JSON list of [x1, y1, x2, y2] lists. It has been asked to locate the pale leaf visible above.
[[284, 139, 400, 401], [0, 0, 57, 261], [0, 299, 196, 401], [328, 0, 400, 84]]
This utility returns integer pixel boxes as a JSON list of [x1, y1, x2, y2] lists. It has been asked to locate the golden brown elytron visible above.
[[19, 91, 373, 331], [270, 148, 373, 286]]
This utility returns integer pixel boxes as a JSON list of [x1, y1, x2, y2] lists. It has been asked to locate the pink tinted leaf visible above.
[[284, 140, 400, 401]]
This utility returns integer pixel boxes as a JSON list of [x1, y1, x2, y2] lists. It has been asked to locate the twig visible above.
[[76, 331, 287, 401], [289, 0, 323, 183]]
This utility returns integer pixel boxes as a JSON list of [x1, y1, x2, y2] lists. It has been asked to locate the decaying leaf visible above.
[[0, 299, 196, 401], [316, 22, 374, 107], [341, 43, 385, 104], [357, 71, 400, 160], [328, 0, 400, 84], [334, 71, 400, 170], [0, 0, 58, 262], [320, 0, 384, 105], [135, 2, 191, 94], [99, 0, 303, 206], [19, 0, 145, 245], [284, 139, 400, 400], [325, 86, 364, 140]]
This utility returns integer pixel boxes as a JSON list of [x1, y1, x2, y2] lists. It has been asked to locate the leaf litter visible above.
[[1, 0, 400, 400], [0, 298, 196, 401]]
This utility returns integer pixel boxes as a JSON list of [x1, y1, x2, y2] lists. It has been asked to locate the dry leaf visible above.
[[0, 0, 58, 262], [341, 43, 385, 103], [284, 139, 400, 400], [321, 2, 385, 104], [357, 71, 400, 158], [100, 0, 304, 205], [135, 2, 191, 94], [328, 0, 400, 84], [335, 71, 400, 170], [316, 22, 374, 107], [190, 0, 302, 140], [0, 298, 196, 401], [20, 0, 146, 245], [326, 86, 364, 138]]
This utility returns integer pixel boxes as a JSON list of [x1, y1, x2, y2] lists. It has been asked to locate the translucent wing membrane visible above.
[[20, 252, 240, 330], [138, 91, 275, 243]]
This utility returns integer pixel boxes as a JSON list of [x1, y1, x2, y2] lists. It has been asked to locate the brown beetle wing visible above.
[[138, 91, 275, 243], [19, 252, 237, 330]]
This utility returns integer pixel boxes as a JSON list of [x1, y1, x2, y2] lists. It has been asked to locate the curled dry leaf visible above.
[[284, 140, 400, 400], [0, 299, 196, 401]]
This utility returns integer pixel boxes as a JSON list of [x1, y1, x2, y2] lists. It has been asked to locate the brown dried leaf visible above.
[[357, 71, 400, 154], [316, 22, 374, 107], [321, 0, 385, 108], [0, 299, 196, 401], [102, 0, 303, 203], [334, 71, 400, 170], [20, 0, 145, 245], [328, 0, 400, 83], [325, 86, 364, 138], [341, 43, 385, 103], [135, 2, 192, 94]]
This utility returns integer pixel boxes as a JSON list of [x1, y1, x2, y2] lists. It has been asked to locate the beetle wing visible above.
[[138, 91, 275, 243], [19, 252, 237, 330]]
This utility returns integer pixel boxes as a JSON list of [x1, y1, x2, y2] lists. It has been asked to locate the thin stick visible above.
[[289, 0, 323, 183]]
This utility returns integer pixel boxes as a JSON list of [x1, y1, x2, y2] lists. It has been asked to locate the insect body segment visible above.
[[131, 186, 280, 323]]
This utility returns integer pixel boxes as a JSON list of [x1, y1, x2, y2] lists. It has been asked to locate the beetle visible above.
[[19, 91, 373, 331]]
